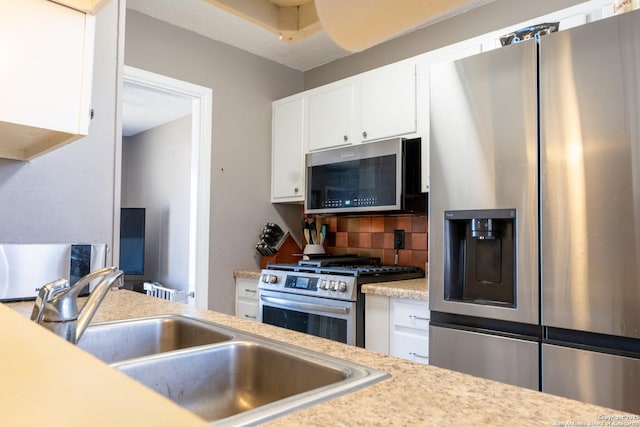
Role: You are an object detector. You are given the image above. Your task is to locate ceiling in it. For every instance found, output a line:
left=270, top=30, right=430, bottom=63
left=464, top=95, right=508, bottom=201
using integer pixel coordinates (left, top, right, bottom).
left=122, top=81, right=192, bottom=137
left=122, top=0, right=494, bottom=136
left=125, top=0, right=495, bottom=72
left=126, top=0, right=351, bottom=72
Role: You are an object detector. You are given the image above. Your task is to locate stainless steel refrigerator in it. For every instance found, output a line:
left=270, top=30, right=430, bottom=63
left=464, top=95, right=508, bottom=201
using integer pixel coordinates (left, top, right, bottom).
left=429, top=9, right=640, bottom=413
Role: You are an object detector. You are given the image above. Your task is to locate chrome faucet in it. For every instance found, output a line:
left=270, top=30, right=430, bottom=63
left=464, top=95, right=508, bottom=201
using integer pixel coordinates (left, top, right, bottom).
left=31, top=266, right=124, bottom=344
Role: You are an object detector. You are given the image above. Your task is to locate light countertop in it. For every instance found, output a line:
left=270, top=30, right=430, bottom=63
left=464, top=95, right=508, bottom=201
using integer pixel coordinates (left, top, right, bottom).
left=361, top=277, right=427, bottom=300
left=4, top=290, right=631, bottom=426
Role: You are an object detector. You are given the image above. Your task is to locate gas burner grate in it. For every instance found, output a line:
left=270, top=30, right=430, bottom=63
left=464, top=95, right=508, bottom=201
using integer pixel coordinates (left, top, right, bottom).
left=298, top=256, right=380, bottom=268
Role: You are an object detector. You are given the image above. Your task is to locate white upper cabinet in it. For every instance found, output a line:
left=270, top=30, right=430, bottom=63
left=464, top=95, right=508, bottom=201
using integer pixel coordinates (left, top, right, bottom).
left=307, top=83, right=354, bottom=151
left=0, top=0, right=96, bottom=161
left=48, top=0, right=110, bottom=14
left=418, top=42, right=483, bottom=192
left=358, top=63, right=417, bottom=143
left=271, top=96, right=305, bottom=202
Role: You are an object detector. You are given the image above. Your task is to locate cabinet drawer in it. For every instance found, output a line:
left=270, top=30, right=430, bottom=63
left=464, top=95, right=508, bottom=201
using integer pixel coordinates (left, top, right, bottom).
left=236, top=279, right=259, bottom=300
left=236, top=300, right=259, bottom=322
left=391, top=331, right=429, bottom=365
left=392, top=300, right=430, bottom=329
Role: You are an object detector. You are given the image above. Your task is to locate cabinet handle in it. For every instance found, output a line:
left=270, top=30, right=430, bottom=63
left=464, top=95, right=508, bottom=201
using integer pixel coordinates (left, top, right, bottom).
left=244, top=289, right=257, bottom=293
left=294, top=187, right=299, bottom=193
left=343, top=135, right=348, bottom=142
left=243, top=314, right=257, bottom=319
left=362, top=131, right=367, bottom=138
left=409, top=314, right=429, bottom=321
left=409, top=352, right=428, bottom=359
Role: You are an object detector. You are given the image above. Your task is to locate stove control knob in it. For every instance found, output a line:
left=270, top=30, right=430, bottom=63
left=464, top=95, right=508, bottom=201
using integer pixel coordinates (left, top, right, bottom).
left=329, top=280, right=337, bottom=291
left=338, top=281, right=347, bottom=292
left=262, top=274, right=278, bottom=284
left=319, top=280, right=328, bottom=290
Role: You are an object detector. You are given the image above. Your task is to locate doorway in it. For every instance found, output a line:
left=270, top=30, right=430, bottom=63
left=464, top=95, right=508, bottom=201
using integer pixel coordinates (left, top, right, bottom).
left=118, top=66, right=212, bottom=309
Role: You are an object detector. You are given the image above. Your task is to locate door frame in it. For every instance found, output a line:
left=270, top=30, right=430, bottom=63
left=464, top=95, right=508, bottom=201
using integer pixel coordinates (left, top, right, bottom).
left=118, top=65, right=212, bottom=309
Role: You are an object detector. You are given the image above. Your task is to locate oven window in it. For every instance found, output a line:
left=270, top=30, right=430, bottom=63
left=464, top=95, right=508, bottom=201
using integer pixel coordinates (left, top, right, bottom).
left=262, top=305, right=348, bottom=344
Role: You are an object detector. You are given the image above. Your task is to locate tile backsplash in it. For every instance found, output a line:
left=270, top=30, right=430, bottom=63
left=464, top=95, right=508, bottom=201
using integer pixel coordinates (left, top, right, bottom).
left=311, top=214, right=428, bottom=270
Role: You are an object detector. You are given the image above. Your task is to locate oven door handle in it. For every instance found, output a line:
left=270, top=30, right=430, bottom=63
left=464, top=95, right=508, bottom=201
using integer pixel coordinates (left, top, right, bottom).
left=260, top=295, right=350, bottom=315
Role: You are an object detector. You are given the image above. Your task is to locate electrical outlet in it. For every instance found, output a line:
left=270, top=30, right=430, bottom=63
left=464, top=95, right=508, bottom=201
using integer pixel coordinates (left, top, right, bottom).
left=394, top=229, right=405, bottom=249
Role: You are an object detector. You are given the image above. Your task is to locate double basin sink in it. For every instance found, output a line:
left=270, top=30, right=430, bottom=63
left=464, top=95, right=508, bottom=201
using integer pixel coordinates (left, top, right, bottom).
left=77, top=315, right=389, bottom=426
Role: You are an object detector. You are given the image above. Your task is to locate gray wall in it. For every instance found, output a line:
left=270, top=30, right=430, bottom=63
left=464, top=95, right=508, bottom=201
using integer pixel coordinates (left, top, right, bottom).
left=124, top=10, right=304, bottom=314
left=0, top=1, right=121, bottom=257
left=304, top=0, right=585, bottom=88
left=122, top=115, right=192, bottom=291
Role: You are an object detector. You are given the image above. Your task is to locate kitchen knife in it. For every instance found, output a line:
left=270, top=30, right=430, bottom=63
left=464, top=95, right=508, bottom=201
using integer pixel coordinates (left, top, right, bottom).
left=309, top=221, right=317, bottom=244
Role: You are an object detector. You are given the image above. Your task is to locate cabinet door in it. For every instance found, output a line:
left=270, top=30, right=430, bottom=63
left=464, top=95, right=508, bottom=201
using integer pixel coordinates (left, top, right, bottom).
left=308, top=84, right=354, bottom=151
left=271, top=97, right=305, bottom=201
left=421, top=42, right=482, bottom=192
left=0, top=0, right=94, bottom=160
left=390, top=299, right=430, bottom=365
left=364, top=294, right=390, bottom=353
left=235, top=277, right=259, bottom=322
left=391, top=330, right=429, bottom=365
left=359, top=64, right=417, bottom=142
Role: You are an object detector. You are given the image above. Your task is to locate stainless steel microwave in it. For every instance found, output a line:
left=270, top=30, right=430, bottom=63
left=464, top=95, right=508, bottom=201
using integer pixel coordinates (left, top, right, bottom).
left=305, top=137, right=426, bottom=214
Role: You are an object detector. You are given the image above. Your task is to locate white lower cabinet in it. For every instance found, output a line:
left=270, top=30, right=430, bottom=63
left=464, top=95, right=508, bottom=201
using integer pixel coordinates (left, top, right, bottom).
left=364, top=294, right=391, bottom=353
left=390, top=299, right=430, bottom=365
left=365, top=294, right=429, bottom=365
left=235, top=277, right=259, bottom=322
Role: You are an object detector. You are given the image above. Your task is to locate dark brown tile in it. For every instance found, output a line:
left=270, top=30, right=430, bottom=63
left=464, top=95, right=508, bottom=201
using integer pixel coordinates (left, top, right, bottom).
left=324, top=232, right=336, bottom=247
left=382, top=249, right=396, bottom=265
left=384, top=217, right=396, bottom=233
left=411, top=250, right=428, bottom=270
left=335, top=232, right=348, bottom=247
left=337, top=217, right=349, bottom=232
left=412, top=216, right=427, bottom=233
left=371, top=232, right=385, bottom=248
left=325, top=246, right=337, bottom=255
left=348, top=232, right=359, bottom=247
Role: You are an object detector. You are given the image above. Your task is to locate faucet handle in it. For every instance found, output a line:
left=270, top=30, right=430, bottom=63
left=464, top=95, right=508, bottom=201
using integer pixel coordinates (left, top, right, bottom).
left=30, top=278, right=70, bottom=323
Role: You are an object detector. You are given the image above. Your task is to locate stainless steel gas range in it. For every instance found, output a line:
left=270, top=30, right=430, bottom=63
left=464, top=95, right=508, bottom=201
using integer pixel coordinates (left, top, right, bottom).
left=259, top=256, right=424, bottom=347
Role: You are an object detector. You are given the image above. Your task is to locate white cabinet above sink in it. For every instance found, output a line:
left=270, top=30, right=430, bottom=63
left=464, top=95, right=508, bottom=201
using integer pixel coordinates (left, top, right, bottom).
left=0, top=0, right=96, bottom=161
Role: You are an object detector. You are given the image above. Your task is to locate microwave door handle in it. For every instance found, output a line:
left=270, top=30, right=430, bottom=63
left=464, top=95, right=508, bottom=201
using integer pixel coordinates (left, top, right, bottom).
left=260, top=295, right=350, bottom=315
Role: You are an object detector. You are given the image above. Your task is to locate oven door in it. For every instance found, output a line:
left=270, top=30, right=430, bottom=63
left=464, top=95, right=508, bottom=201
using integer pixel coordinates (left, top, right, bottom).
left=259, top=289, right=356, bottom=345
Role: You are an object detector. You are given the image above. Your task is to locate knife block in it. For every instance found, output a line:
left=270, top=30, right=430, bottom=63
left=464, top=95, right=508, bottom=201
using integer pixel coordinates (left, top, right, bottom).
left=260, top=233, right=302, bottom=268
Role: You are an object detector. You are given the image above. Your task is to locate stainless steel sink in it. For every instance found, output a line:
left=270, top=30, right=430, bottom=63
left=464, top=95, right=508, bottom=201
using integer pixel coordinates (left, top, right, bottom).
left=79, top=315, right=389, bottom=426
left=77, top=315, right=234, bottom=363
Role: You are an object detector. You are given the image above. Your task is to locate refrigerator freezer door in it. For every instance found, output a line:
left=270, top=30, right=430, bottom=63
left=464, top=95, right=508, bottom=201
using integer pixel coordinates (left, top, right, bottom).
left=429, top=325, right=539, bottom=390
left=540, top=10, right=640, bottom=338
left=543, top=344, right=640, bottom=414
left=429, top=39, right=539, bottom=324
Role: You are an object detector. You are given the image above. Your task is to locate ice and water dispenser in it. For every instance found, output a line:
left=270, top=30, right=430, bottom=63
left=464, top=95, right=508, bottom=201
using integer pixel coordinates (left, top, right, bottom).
left=443, top=209, right=516, bottom=307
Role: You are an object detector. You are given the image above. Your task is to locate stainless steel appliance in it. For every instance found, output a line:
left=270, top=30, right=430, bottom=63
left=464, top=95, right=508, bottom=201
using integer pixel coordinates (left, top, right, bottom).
left=305, top=137, right=426, bottom=214
left=259, top=256, right=424, bottom=347
left=539, top=9, right=640, bottom=412
left=0, top=243, right=108, bottom=301
left=429, top=38, right=540, bottom=391
left=429, top=9, right=640, bottom=413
